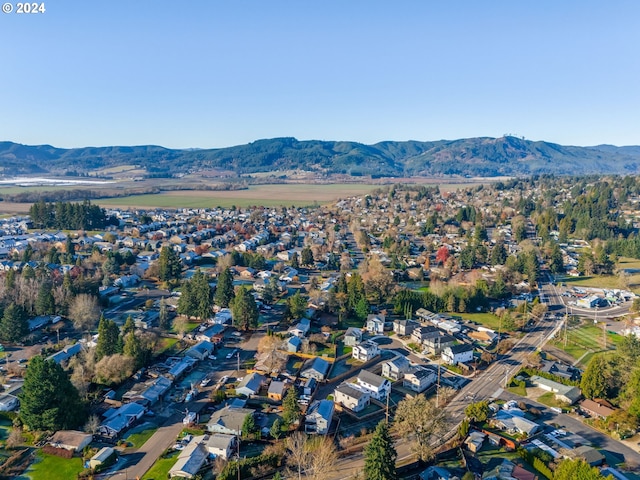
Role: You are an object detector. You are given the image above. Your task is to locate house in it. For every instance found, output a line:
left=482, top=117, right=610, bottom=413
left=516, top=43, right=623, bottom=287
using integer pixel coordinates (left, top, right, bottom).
left=169, top=440, right=209, bottom=478
left=288, top=318, right=311, bottom=338
left=540, top=360, right=581, bottom=382
left=286, top=336, right=302, bottom=353
left=464, top=431, right=486, bottom=453
left=571, top=445, right=605, bottom=466
left=99, top=402, right=146, bottom=437
left=123, top=375, right=173, bottom=406
left=423, top=333, right=456, bottom=355
left=300, top=357, right=331, bottom=381
left=403, top=367, right=437, bottom=393
left=352, top=340, right=379, bottom=362
left=442, top=344, right=474, bottom=365
left=467, top=329, right=499, bottom=344
left=366, top=314, right=385, bottom=334
left=89, top=447, right=115, bottom=470
left=334, top=383, right=370, bottom=412
left=343, top=327, right=363, bottom=347
left=382, top=356, right=410, bottom=381
left=267, top=380, right=287, bottom=401
left=529, top=375, right=581, bottom=405
left=492, top=410, right=540, bottom=437
left=196, top=324, right=225, bottom=343
left=213, top=308, right=233, bottom=325
left=579, top=399, right=615, bottom=419
left=236, top=373, right=266, bottom=397
left=207, top=407, right=255, bottom=436
left=419, top=466, right=457, bottom=480
left=0, top=394, right=19, bottom=412
left=356, top=370, right=391, bottom=401
left=411, top=325, right=440, bottom=345
left=393, top=319, right=420, bottom=336
left=185, top=341, right=214, bottom=361
left=48, top=430, right=93, bottom=452
left=305, top=399, right=334, bottom=435
left=203, top=433, right=237, bottom=459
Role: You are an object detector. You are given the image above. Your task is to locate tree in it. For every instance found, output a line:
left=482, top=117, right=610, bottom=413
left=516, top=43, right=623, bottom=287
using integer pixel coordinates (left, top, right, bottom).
left=305, top=436, right=338, bottom=480
left=19, top=356, right=85, bottom=431
left=464, top=401, right=490, bottom=423
left=35, top=280, right=56, bottom=316
left=178, top=270, right=213, bottom=320
left=285, top=290, right=307, bottom=322
left=364, top=421, right=398, bottom=480
left=581, top=355, right=608, bottom=399
left=123, top=332, right=144, bottom=369
left=95, top=316, right=122, bottom=360
left=286, top=431, right=309, bottom=480
left=159, top=297, right=170, bottom=331
left=158, top=246, right=182, bottom=282
left=214, top=267, right=235, bottom=307
left=69, top=293, right=100, bottom=333
left=0, top=303, right=28, bottom=342
left=435, top=245, right=450, bottom=265
left=94, top=353, right=135, bottom=385
left=84, top=414, right=101, bottom=435
left=301, top=246, right=314, bottom=267
left=230, top=286, right=259, bottom=331
left=6, top=427, right=23, bottom=449
left=282, top=387, right=301, bottom=427
left=291, top=252, right=300, bottom=269
left=241, top=413, right=258, bottom=440
left=393, top=395, right=446, bottom=461
left=270, top=417, right=283, bottom=439
left=553, top=458, right=610, bottom=480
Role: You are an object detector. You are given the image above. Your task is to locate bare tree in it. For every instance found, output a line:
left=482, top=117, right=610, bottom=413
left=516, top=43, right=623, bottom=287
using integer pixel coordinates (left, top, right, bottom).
left=69, top=293, right=100, bottom=333
left=6, top=427, right=23, bottom=449
left=84, top=414, right=101, bottom=434
left=393, top=395, right=447, bottom=462
left=306, top=436, right=338, bottom=480
left=94, top=354, right=135, bottom=385
left=286, top=431, right=310, bottom=480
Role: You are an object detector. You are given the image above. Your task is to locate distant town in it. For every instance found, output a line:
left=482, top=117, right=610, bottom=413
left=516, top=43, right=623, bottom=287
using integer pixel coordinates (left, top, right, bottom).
left=2, top=175, right=640, bottom=480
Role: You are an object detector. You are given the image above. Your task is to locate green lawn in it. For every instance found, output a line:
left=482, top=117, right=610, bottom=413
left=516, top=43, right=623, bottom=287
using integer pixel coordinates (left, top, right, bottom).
left=508, top=384, right=527, bottom=397
left=27, top=452, right=85, bottom=480
left=535, top=392, right=569, bottom=411
left=562, top=275, right=623, bottom=289
left=141, top=450, right=180, bottom=480
left=458, top=312, right=504, bottom=331
left=123, top=424, right=158, bottom=449
left=551, top=322, right=622, bottom=362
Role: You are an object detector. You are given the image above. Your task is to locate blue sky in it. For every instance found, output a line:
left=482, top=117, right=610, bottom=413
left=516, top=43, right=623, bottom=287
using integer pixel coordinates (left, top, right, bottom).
left=1, top=1, right=639, bottom=149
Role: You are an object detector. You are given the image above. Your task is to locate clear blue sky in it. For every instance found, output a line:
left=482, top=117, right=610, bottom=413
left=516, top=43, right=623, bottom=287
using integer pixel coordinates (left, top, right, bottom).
left=1, top=0, right=639, bottom=149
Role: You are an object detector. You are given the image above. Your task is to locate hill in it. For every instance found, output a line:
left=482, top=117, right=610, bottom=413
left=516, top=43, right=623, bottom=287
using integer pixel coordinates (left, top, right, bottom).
left=1, top=136, right=639, bottom=178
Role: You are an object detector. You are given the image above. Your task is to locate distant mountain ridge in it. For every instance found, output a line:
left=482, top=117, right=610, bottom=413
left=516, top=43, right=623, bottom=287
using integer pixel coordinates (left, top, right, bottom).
left=1, top=136, right=639, bottom=177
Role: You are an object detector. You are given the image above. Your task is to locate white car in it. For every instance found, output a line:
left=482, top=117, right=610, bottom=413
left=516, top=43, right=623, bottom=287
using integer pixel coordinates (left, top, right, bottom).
left=200, top=378, right=211, bottom=387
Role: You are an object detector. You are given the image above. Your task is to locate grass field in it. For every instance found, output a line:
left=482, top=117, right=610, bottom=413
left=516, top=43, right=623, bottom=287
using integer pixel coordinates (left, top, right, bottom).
left=551, top=321, right=622, bottom=364
left=458, top=312, right=504, bottom=331
left=141, top=450, right=180, bottom=480
left=562, top=275, right=623, bottom=289
left=26, top=452, right=84, bottom=480
left=98, top=183, right=378, bottom=209
left=123, top=424, right=158, bottom=449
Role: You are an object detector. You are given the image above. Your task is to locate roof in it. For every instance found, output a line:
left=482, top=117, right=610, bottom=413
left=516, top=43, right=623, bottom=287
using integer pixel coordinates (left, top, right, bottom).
left=573, top=445, right=605, bottom=465
left=207, top=406, right=254, bottom=431
left=357, top=370, right=387, bottom=388
left=267, top=380, right=286, bottom=396
left=302, top=357, right=330, bottom=377
left=530, top=375, right=581, bottom=402
left=335, top=383, right=368, bottom=400
left=345, top=327, right=362, bottom=337
left=91, top=446, right=115, bottom=463
left=203, top=433, right=236, bottom=451
left=49, top=430, right=92, bottom=449
left=307, top=399, right=335, bottom=421
left=580, top=399, right=615, bottom=417
left=169, top=441, right=208, bottom=477
left=237, top=373, right=265, bottom=394
left=448, top=343, right=473, bottom=354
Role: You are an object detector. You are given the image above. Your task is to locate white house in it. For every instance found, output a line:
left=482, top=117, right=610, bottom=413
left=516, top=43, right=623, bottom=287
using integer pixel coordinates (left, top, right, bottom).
left=382, top=356, right=410, bottom=381
left=203, top=433, right=237, bottom=459
left=403, top=367, right=437, bottom=393
left=344, top=327, right=363, bottom=347
left=207, top=407, right=254, bottom=436
left=442, top=344, right=474, bottom=365
left=288, top=318, right=311, bottom=338
left=366, top=314, right=385, bottom=335
left=356, top=370, right=391, bottom=401
left=352, top=340, right=379, bottom=362
left=304, top=400, right=334, bottom=435
left=334, top=383, right=370, bottom=412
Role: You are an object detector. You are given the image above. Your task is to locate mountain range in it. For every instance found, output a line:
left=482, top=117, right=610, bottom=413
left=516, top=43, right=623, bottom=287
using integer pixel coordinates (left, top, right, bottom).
left=1, top=136, right=639, bottom=178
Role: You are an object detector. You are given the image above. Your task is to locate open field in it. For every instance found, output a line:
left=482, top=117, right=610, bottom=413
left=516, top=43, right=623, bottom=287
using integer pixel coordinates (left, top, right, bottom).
left=141, top=450, right=180, bottom=480
left=551, top=322, right=622, bottom=364
left=25, top=452, right=84, bottom=480
left=98, top=183, right=379, bottom=209
left=458, top=312, right=503, bottom=331
left=562, top=275, right=624, bottom=289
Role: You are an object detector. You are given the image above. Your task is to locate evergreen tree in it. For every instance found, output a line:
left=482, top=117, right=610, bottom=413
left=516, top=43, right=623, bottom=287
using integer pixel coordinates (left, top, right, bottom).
left=355, top=297, right=370, bottom=321
left=5, top=269, right=15, bottom=290
left=581, top=355, right=608, bottom=399
left=214, top=267, right=235, bottom=308
left=0, top=303, right=28, bottom=342
left=19, top=356, right=85, bottom=431
left=290, top=252, right=300, bottom=269
left=241, top=413, right=258, bottom=439
left=285, top=290, right=307, bottom=322
left=123, top=332, right=143, bottom=369
left=301, top=246, right=314, bottom=267
left=35, top=280, right=56, bottom=316
left=122, top=316, right=136, bottom=336
left=282, top=387, right=301, bottom=427
left=364, top=421, right=398, bottom=480
left=230, top=286, right=259, bottom=331
left=95, top=316, right=122, bottom=360
left=270, top=417, right=283, bottom=439
left=158, top=246, right=182, bottom=282
left=159, top=297, right=170, bottom=331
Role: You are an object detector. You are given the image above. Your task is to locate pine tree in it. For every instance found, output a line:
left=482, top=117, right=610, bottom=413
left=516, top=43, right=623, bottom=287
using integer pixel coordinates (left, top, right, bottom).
left=301, top=246, right=314, bottom=267
left=282, top=387, right=301, bottom=427
left=158, top=246, right=182, bottom=282
left=0, top=303, right=28, bottom=343
left=19, top=356, right=85, bottom=431
left=581, top=355, right=608, bottom=399
left=230, top=286, right=259, bottom=331
left=96, top=316, right=122, bottom=360
left=214, top=267, right=235, bottom=308
left=124, top=332, right=143, bottom=369
left=364, top=421, right=398, bottom=480
left=36, top=280, right=56, bottom=316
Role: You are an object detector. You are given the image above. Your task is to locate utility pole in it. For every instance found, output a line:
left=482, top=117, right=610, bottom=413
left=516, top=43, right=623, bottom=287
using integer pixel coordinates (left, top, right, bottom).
left=385, top=389, right=390, bottom=424
left=564, top=311, right=568, bottom=348
left=504, top=367, right=509, bottom=388
left=436, top=363, right=442, bottom=407
left=237, top=351, right=240, bottom=373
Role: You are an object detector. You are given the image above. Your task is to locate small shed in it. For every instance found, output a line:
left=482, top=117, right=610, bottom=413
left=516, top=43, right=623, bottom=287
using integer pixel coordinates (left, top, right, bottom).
left=89, top=447, right=115, bottom=469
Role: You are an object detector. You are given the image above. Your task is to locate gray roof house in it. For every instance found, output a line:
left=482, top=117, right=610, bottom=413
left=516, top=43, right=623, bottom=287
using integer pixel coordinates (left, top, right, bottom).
left=356, top=370, right=391, bottom=401
left=305, top=399, right=335, bottom=435
left=287, top=335, right=302, bottom=353
left=529, top=375, right=581, bottom=404
left=300, top=357, right=330, bottom=381
left=344, top=327, right=363, bottom=347
left=169, top=440, right=209, bottom=479
left=99, top=402, right=146, bottom=437
left=334, top=383, right=370, bottom=413
left=185, top=341, right=214, bottom=361
left=382, top=356, right=410, bottom=381
left=236, top=373, right=266, bottom=397
left=207, top=407, right=254, bottom=436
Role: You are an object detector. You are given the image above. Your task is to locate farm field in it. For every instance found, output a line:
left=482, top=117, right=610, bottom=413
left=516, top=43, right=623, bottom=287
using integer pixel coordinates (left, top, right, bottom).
left=98, top=183, right=378, bottom=209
